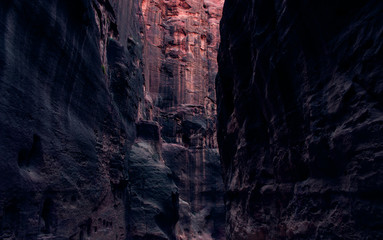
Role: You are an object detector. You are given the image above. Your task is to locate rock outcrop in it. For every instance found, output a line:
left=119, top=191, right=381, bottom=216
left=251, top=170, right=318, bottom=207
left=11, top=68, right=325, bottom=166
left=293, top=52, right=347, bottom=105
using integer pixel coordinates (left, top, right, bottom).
left=0, top=0, right=144, bottom=239
left=216, top=0, right=383, bottom=239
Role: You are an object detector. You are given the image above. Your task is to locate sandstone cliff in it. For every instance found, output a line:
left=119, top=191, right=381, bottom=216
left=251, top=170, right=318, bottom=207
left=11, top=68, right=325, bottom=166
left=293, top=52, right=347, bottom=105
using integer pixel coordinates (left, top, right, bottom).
left=217, top=0, right=383, bottom=239
left=138, top=0, right=226, bottom=239
left=0, top=0, right=144, bottom=239
left=0, top=0, right=225, bottom=240
left=142, top=0, right=223, bottom=113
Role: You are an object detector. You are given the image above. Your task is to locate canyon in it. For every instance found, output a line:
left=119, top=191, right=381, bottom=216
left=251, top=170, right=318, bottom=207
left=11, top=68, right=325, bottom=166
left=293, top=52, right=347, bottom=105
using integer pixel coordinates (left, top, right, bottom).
left=1, top=0, right=382, bottom=240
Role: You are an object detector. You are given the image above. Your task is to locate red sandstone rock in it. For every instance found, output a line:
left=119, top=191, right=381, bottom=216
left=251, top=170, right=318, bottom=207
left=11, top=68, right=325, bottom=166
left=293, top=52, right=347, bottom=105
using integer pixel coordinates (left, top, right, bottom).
left=141, top=0, right=223, bottom=114
left=139, top=0, right=226, bottom=239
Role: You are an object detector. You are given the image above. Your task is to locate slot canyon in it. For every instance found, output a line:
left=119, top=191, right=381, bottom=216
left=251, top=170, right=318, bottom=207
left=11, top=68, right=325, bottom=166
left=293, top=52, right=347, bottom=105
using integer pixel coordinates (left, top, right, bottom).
left=0, top=0, right=382, bottom=240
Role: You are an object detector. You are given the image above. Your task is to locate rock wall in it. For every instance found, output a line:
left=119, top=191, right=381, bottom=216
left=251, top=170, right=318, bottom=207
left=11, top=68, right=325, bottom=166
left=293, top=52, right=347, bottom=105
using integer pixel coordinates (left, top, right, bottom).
left=142, top=0, right=223, bottom=112
left=127, top=120, right=179, bottom=240
left=216, top=0, right=383, bottom=239
left=0, top=0, right=225, bottom=239
left=0, top=0, right=144, bottom=239
left=139, top=0, right=226, bottom=239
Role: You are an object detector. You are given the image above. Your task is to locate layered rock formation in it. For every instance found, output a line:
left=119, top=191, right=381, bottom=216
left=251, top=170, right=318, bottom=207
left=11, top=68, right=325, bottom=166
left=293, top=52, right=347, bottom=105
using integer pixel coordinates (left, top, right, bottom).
left=142, top=0, right=223, bottom=112
left=0, top=0, right=144, bottom=239
left=138, top=0, right=226, bottom=239
left=216, top=0, right=383, bottom=239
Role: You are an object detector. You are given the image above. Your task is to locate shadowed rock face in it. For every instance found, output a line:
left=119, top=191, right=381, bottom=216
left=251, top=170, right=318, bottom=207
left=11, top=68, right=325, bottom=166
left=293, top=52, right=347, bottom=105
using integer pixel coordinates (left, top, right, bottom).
left=0, top=0, right=224, bottom=239
left=127, top=121, right=179, bottom=240
left=216, top=0, right=383, bottom=239
left=0, top=0, right=144, bottom=239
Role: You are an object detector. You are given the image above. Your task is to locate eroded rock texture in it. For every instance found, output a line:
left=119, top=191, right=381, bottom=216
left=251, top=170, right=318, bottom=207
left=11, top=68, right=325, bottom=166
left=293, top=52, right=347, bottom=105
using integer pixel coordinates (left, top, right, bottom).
left=127, top=121, right=179, bottom=240
left=217, top=0, right=383, bottom=239
left=0, top=0, right=144, bottom=239
left=140, top=0, right=226, bottom=239
left=142, top=0, right=223, bottom=112
left=0, top=0, right=225, bottom=239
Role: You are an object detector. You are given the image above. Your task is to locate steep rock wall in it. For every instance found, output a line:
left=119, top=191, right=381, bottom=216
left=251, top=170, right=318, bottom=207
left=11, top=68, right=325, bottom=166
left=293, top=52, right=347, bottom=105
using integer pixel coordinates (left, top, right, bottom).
left=142, top=0, right=223, bottom=112
left=0, top=0, right=144, bottom=239
left=0, top=0, right=225, bottom=239
left=140, top=0, right=226, bottom=239
left=126, top=120, right=179, bottom=240
left=217, top=0, right=383, bottom=239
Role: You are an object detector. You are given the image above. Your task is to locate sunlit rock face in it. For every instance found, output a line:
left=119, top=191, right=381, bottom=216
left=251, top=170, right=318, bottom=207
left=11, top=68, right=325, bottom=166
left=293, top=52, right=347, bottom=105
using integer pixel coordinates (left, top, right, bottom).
left=142, top=0, right=223, bottom=114
left=0, top=0, right=144, bottom=239
left=140, top=0, right=226, bottom=239
left=217, top=1, right=383, bottom=239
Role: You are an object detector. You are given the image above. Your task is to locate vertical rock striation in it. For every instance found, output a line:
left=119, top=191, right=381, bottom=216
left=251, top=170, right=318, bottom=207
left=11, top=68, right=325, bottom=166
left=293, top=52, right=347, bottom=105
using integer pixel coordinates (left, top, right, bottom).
left=0, top=0, right=225, bottom=239
left=216, top=0, right=383, bottom=239
left=139, top=0, right=226, bottom=239
left=142, top=0, right=223, bottom=112
left=0, top=0, right=144, bottom=239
